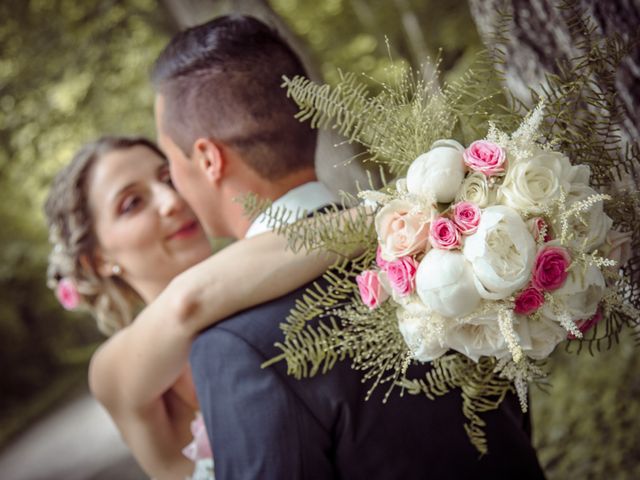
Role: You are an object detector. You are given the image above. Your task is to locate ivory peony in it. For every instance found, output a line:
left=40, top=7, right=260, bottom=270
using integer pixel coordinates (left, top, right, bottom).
left=396, top=296, right=448, bottom=362
left=516, top=315, right=567, bottom=360
left=542, top=263, right=606, bottom=322
left=445, top=312, right=511, bottom=362
left=463, top=206, right=536, bottom=300
left=558, top=183, right=613, bottom=252
left=415, top=249, right=481, bottom=318
left=406, top=139, right=466, bottom=203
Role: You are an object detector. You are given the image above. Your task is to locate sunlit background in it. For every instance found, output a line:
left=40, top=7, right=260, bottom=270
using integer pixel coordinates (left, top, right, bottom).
left=0, top=1, right=638, bottom=479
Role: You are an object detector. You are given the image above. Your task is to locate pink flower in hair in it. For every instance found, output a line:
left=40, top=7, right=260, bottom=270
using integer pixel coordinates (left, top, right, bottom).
left=56, top=278, right=80, bottom=310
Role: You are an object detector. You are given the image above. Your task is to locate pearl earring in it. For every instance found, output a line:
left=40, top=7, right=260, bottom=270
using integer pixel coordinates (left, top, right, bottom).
left=112, top=264, right=122, bottom=275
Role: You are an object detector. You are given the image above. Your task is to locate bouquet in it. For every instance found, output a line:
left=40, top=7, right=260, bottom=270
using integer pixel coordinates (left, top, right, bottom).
left=252, top=10, right=640, bottom=453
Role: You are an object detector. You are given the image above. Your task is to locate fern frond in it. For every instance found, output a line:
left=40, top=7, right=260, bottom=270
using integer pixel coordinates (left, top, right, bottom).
left=399, top=354, right=514, bottom=455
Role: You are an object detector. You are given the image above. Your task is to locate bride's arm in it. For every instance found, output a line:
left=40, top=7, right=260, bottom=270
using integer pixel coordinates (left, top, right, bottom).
left=89, top=209, right=365, bottom=476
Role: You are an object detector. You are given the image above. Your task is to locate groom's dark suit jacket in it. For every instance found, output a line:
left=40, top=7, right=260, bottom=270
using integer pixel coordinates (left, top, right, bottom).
left=190, top=274, right=546, bottom=479
left=191, top=280, right=543, bottom=480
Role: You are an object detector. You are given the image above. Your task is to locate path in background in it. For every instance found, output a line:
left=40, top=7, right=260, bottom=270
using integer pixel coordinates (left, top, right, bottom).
left=0, top=391, right=146, bottom=480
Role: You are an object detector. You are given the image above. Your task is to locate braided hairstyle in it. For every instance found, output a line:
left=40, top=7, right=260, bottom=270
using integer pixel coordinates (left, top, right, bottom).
left=45, top=136, right=165, bottom=336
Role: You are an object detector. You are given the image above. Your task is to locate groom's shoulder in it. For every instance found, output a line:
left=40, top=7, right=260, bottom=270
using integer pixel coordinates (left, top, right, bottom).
left=194, top=277, right=320, bottom=358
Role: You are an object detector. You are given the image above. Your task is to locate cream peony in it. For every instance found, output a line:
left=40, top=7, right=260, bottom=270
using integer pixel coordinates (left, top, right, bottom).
left=445, top=312, right=510, bottom=362
left=406, top=139, right=466, bottom=203
left=415, top=249, right=481, bottom=318
left=542, top=263, right=606, bottom=322
left=498, top=150, right=574, bottom=214
left=375, top=199, right=430, bottom=261
left=558, top=183, right=613, bottom=252
left=463, top=206, right=536, bottom=300
left=516, top=315, right=566, bottom=360
left=396, top=296, right=448, bottom=362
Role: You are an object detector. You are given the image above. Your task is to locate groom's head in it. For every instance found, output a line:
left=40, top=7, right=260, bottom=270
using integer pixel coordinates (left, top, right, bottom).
left=152, top=15, right=317, bottom=238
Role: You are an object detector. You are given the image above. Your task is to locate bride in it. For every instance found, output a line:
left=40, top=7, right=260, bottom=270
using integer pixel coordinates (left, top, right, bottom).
left=45, top=136, right=346, bottom=479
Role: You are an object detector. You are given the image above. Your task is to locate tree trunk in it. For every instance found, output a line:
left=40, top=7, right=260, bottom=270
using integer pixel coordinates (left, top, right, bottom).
left=468, top=0, right=640, bottom=143
left=160, top=0, right=369, bottom=197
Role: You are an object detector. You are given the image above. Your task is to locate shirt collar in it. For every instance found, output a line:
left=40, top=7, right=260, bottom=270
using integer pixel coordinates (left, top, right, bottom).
left=244, top=181, right=339, bottom=238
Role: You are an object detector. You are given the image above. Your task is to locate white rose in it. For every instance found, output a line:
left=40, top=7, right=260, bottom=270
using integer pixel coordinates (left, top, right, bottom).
left=415, top=249, right=481, bottom=318
left=396, top=296, right=448, bottom=362
left=556, top=183, right=613, bottom=252
left=455, top=172, right=494, bottom=207
left=445, top=312, right=510, bottom=362
left=515, top=315, right=566, bottom=360
left=406, top=139, right=465, bottom=203
left=463, top=206, right=536, bottom=300
left=542, top=263, right=606, bottom=322
left=498, top=151, right=574, bottom=214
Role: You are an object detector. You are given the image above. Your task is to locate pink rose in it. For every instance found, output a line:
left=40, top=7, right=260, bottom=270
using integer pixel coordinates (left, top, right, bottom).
left=514, top=286, right=545, bottom=315
left=429, top=217, right=461, bottom=250
left=182, top=413, right=213, bottom=461
left=356, top=270, right=389, bottom=309
left=375, top=200, right=430, bottom=261
left=602, top=229, right=632, bottom=267
left=568, top=309, right=603, bottom=340
left=531, top=246, right=571, bottom=291
left=452, top=201, right=481, bottom=235
left=527, top=217, right=553, bottom=243
left=376, top=245, right=390, bottom=270
left=463, top=140, right=507, bottom=176
left=386, top=256, right=418, bottom=296
left=56, top=278, right=80, bottom=310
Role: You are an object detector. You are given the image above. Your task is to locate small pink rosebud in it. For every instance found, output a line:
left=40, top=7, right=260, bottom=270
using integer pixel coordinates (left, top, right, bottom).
left=452, top=201, right=481, bottom=235
left=514, top=286, right=545, bottom=315
left=463, top=140, right=507, bottom=176
left=356, top=270, right=389, bottom=309
left=429, top=217, right=461, bottom=250
left=55, top=278, right=80, bottom=310
left=386, top=256, right=418, bottom=297
left=531, top=246, right=571, bottom=291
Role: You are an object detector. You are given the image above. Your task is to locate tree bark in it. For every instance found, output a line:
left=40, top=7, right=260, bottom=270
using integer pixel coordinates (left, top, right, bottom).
left=160, top=0, right=369, bottom=196
left=468, top=0, right=640, bottom=143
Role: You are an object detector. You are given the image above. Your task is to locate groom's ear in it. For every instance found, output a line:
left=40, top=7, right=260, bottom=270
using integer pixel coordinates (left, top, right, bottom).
left=192, top=138, right=224, bottom=185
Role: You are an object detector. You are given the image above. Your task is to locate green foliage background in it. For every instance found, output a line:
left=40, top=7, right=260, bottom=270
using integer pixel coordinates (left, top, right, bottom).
left=0, top=0, right=637, bottom=478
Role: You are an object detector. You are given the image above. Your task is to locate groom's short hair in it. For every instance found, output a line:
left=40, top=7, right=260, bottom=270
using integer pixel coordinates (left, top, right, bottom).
left=151, top=15, right=317, bottom=180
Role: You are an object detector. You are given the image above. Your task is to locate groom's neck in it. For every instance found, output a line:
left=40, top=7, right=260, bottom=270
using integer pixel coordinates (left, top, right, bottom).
left=226, top=168, right=317, bottom=239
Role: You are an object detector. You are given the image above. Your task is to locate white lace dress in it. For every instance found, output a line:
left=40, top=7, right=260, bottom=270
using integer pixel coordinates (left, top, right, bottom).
left=182, top=413, right=214, bottom=480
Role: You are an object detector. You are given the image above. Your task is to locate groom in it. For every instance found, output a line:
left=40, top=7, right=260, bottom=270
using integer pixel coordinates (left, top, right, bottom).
left=152, top=15, right=545, bottom=479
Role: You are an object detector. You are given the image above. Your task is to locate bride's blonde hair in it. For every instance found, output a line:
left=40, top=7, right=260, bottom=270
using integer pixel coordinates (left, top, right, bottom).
left=45, top=136, right=164, bottom=336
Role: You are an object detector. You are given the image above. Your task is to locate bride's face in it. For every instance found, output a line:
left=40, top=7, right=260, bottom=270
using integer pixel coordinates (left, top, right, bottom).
left=88, top=145, right=211, bottom=298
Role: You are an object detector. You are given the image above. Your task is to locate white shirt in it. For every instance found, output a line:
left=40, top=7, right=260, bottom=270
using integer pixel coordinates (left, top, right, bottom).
left=244, top=181, right=339, bottom=239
